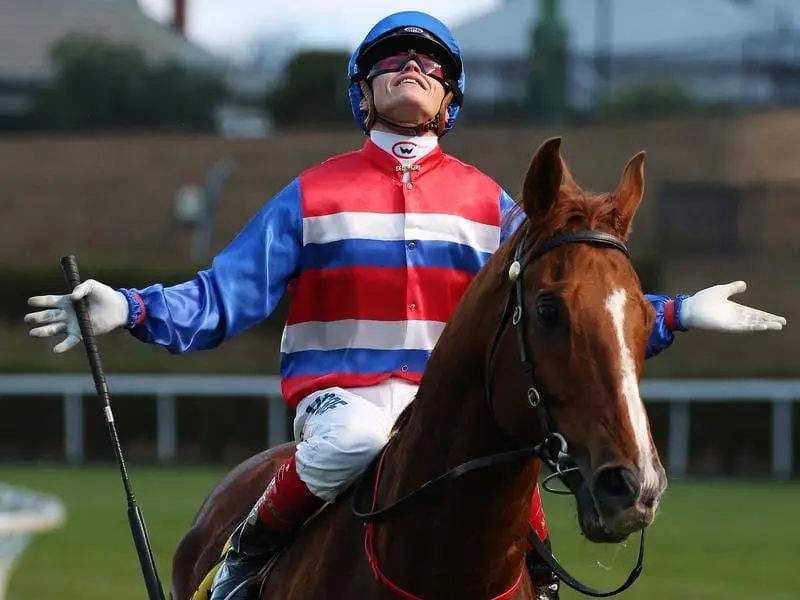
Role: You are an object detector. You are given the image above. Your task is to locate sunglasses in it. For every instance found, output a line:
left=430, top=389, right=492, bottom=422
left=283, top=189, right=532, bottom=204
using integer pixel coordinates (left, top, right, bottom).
left=366, top=50, right=447, bottom=82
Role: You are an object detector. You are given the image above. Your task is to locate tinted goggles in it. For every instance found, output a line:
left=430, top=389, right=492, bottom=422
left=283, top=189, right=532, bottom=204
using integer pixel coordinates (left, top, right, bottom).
left=366, top=50, right=447, bottom=82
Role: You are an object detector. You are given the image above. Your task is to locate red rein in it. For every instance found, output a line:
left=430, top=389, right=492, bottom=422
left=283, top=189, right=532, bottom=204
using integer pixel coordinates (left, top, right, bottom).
left=363, top=446, right=524, bottom=599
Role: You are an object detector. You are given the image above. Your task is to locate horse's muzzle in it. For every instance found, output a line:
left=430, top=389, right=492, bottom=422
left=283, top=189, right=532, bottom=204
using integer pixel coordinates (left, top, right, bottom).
left=568, top=461, right=665, bottom=543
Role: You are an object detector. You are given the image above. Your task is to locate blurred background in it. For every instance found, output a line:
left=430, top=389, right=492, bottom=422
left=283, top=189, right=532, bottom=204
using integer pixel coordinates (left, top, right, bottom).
left=1, top=0, right=799, bottom=598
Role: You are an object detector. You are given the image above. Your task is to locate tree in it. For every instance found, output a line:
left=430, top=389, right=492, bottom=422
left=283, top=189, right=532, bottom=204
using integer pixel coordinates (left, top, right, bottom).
left=595, top=81, right=702, bottom=120
left=33, top=33, right=226, bottom=131
left=526, top=0, right=570, bottom=124
left=264, top=49, right=353, bottom=127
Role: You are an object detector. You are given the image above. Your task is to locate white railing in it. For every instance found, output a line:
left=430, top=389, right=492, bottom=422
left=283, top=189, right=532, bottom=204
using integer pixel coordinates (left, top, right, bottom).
left=0, top=375, right=795, bottom=479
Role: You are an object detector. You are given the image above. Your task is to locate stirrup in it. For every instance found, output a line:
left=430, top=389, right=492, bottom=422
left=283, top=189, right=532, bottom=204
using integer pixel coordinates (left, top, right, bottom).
left=219, top=575, right=260, bottom=600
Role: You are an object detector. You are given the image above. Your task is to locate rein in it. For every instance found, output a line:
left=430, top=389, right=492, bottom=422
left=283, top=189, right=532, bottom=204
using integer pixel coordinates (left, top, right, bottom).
left=351, top=227, right=646, bottom=599
left=361, top=438, right=524, bottom=600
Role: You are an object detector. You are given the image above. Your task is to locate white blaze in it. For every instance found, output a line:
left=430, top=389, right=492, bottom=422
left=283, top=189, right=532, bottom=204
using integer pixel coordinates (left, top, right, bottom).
left=604, top=288, right=660, bottom=494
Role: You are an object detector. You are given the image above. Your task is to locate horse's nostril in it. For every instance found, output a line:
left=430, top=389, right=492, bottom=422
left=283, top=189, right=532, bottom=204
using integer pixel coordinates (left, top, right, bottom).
left=592, top=466, right=640, bottom=509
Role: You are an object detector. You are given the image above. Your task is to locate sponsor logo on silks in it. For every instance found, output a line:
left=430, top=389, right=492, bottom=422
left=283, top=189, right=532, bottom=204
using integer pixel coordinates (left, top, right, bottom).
left=305, top=392, right=348, bottom=415
left=392, top=140, right=417, bottom=159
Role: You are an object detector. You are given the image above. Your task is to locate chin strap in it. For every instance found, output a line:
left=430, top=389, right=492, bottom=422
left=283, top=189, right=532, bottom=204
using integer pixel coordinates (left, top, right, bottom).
left=359, top=80, right=454, bottom=136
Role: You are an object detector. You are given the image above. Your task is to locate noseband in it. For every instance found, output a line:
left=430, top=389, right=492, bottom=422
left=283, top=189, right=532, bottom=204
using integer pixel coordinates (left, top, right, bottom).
left=353, top=227, right=645, bottom=598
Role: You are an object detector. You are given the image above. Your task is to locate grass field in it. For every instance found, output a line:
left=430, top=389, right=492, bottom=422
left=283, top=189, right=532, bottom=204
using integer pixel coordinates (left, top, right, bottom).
left=1, top=467, right=798, bottom=600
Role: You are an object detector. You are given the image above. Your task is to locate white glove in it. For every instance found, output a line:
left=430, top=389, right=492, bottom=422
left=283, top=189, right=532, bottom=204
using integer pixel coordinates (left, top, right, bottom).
left=24, top=279, right=130, bottom=353
left=679, top=280, right=786, bottom=332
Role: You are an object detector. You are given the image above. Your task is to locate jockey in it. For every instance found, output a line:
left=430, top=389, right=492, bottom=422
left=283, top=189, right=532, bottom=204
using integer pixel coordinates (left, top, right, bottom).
left=25, top=11, right=786, bottom=600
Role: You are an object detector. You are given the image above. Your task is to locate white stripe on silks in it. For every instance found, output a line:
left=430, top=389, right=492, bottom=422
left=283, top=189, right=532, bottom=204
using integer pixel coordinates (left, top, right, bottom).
left=302, top=211, right=500, bottom=254
left=303, top=212, right=403, bottom=245
left=280, top=319, right=446, bottom=353
left=405, top=212, right=500, bottom=254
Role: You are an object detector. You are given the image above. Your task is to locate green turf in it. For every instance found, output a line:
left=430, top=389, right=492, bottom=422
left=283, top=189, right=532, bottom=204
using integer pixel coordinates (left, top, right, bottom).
left=1, top=467, right=798, bottom=599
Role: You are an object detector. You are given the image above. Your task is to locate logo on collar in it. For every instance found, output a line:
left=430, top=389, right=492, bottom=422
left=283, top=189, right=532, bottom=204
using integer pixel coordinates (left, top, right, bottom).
left=392, top=141, right=418, bottom=159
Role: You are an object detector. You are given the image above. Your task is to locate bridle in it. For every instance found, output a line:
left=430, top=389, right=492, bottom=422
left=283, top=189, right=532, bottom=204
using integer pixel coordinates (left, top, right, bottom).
left=352, top=226, right=646, bottom=598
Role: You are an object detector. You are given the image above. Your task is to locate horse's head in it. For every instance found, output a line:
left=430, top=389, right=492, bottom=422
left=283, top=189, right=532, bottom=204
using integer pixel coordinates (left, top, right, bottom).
left=492, top=137, right=667, bottom=544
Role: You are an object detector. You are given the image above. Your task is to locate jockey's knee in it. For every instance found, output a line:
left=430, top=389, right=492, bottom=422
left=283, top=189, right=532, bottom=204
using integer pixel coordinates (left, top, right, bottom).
left=295, top=412, right=392, bottom=502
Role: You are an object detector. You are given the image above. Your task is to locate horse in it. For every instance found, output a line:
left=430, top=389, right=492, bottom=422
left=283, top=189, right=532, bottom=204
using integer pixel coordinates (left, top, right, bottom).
left=171, top=136, right=668, bottom=600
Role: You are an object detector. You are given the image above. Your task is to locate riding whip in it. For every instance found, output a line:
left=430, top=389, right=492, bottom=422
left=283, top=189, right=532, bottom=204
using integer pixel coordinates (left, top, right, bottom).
left=60, top=255, right=166, bottom=600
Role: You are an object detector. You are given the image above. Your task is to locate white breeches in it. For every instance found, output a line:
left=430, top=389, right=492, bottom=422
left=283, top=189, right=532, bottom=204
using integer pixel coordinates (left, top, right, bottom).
left=292, top=378, right=418, bottom=502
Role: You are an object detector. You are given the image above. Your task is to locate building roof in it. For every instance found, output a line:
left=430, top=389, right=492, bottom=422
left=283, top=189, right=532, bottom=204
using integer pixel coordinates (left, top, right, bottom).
left=0, top=0, right=227, bottom=79
left=452, top=0, right=800, bottom=59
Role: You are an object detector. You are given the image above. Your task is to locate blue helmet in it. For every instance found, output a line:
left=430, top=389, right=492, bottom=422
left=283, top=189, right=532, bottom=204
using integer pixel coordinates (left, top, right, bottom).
left=347, top=11, right=465, bottom=136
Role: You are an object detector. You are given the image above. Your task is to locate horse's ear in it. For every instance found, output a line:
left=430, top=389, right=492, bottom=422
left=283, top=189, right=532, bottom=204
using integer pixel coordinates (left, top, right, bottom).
left=521, top=136, right=565, bottom=224
left=614, top=150, right=646, bottom=238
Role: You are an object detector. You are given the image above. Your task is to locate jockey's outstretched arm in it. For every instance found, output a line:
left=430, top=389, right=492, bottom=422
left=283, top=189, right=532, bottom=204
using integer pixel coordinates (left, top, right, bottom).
left=122, top=179, right=302, bottom=353
left=25, top=178, right=303, bottom=354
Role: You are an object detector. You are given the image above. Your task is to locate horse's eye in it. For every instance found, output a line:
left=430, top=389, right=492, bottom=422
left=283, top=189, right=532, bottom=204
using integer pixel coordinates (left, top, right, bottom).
left=536, top=302, right=560, bottom=327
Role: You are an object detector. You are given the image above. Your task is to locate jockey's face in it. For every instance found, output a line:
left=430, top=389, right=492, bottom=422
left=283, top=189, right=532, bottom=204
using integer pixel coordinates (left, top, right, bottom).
left=369, top=53, right=446, bottom=131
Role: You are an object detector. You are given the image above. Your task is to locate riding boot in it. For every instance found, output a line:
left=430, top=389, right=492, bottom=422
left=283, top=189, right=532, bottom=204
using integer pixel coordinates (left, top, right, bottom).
left=209, top=456, right=325, bottom=600
left=526, top=484, right=560, bottom=600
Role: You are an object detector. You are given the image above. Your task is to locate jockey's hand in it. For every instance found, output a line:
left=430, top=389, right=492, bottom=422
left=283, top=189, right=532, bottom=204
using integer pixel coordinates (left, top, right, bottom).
left=24, top=279, right=129, bottom=353
left=679, top=281, right=786, bottom=332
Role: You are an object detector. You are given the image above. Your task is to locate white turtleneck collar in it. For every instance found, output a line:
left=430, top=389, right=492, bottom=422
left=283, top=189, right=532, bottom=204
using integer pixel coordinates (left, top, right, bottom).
left=369, top=130, right=439, bottom=180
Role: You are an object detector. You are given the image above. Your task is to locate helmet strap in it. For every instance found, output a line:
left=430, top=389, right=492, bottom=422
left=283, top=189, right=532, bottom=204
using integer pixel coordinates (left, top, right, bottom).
left=360, top=80, right=454, bottom=137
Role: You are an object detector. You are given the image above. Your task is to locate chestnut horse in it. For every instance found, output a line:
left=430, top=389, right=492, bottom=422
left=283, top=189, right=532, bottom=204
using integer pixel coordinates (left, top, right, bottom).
left=171, top=137, right=668, bottom=600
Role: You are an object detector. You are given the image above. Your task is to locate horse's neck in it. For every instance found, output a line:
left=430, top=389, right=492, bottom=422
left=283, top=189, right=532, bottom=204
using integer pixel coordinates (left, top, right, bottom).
left=373, top=317, right=538, bottom=596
